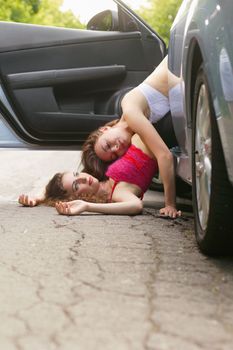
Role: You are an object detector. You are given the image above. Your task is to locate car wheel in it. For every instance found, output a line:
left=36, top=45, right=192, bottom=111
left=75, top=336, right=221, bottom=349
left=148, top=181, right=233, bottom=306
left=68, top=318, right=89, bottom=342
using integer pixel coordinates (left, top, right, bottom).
left=192, top=66, right=233, bottom=255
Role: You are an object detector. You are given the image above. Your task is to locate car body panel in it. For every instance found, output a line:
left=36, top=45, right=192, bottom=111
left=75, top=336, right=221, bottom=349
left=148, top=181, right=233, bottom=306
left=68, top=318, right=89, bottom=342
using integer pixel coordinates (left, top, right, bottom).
left=168, top=0, right=233, bottom=186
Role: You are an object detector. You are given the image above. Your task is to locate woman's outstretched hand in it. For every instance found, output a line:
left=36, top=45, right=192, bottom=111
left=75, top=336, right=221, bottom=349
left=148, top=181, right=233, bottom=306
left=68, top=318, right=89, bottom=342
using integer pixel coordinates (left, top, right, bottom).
left=18, top=194, right=39, bottom=207
left=55, top=200, right=88, bottom=216
left=159, top=206, right=181, bottom=219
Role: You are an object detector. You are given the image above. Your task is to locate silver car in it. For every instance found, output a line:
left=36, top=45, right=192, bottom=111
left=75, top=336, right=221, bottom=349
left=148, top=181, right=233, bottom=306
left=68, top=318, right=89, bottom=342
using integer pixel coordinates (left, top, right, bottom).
left=168, top=0, right=233, bottom=255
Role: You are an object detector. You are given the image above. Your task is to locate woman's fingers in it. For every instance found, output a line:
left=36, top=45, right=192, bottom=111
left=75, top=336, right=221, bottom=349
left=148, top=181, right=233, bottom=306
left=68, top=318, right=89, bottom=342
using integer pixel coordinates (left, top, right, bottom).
left=55, top=201, right=71, bottom=215
left=55, top=202, right=63, bottom=213
left=55, top=200, right=84, bottom=216
left=177, top=210, right=182, bottom=217
left=18, top=194, right=26, bottom=204
left=18, top=194, right=37, bottom=207
left=159, top=206, right=182, bottom=219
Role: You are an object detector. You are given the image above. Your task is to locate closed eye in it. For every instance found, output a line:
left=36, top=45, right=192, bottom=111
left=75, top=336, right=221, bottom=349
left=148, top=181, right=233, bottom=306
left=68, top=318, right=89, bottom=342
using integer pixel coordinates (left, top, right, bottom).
left=72, top=180, right=79, bottom=192
left=103, top=142, right=111, bottom=153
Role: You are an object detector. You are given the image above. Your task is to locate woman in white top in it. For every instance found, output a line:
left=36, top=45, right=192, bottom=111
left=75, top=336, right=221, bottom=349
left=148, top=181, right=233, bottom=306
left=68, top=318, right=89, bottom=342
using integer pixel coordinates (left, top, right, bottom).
left=81, top=56, right=180, bottom=218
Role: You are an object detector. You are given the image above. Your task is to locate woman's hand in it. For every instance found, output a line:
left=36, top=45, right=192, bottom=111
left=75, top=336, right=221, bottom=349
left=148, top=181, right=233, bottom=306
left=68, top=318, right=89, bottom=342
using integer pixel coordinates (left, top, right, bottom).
left=159, top=206, right=181, bottom=219
left=18, top=194, right=39, bottom=207
left=55, top=200, right=88, bottom=216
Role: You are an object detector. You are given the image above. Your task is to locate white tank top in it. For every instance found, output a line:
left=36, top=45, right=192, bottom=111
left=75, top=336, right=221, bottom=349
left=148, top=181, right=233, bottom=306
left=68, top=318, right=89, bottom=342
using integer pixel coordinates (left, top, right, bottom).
left=137, top=82, right=170, bottom=123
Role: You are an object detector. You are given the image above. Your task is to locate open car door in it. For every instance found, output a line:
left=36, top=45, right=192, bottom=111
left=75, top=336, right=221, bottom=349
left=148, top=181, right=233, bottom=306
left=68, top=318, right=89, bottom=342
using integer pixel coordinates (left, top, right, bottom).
left=0, top=0, right=166, bottom=148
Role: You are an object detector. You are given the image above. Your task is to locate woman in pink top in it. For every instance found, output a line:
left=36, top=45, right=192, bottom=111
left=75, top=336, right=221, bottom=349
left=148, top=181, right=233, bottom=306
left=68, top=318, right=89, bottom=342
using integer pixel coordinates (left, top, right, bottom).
left=56, top=135, right=158, bottom=215
left=18, top=134, right=181, bottom=217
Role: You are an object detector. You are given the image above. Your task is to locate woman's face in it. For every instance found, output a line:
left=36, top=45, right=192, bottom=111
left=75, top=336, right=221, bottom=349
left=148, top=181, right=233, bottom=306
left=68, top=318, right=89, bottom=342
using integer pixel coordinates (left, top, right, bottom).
left=62, top=172, right=100, bottom=198
left=94, top=126, right=131, bottom=162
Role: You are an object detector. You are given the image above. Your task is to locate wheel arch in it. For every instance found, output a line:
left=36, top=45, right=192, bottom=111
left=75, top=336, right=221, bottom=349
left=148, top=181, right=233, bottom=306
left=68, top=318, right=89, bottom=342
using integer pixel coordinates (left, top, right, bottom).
left=184, top=39, right=203, bottom=129
left=185, top=38, right=233, bottom=188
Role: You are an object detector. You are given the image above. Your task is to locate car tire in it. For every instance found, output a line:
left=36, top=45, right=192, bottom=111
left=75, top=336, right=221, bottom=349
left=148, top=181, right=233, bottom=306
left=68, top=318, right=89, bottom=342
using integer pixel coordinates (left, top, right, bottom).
left=192, top=65, right=233, bottom=255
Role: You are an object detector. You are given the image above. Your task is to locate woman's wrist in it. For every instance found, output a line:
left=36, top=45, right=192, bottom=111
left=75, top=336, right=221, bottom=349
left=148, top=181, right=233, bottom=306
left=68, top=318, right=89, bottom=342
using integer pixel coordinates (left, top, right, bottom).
left=165, top=203, right=176, bottom=209
left=85, top=202, right=91, bottom=212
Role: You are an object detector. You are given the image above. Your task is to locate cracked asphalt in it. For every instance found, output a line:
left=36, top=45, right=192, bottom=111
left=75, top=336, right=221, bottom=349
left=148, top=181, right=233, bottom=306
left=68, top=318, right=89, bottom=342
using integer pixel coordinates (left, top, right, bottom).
left=0, top=151, right=233, bottom=350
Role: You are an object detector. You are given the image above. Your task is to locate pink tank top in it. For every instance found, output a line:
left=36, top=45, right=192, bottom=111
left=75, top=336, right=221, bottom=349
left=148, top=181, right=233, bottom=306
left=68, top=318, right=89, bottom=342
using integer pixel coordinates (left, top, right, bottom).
left=106, top=144, right=158, bottom=199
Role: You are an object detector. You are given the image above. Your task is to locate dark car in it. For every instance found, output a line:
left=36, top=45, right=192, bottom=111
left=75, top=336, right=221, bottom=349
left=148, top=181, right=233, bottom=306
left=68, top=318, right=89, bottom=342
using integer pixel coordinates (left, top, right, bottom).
left=168, top=0, right=233, bottom=254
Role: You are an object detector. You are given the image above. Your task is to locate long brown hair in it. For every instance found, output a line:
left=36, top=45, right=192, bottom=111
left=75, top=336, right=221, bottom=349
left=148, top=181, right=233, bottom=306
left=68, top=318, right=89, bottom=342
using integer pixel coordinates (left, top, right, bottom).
left=42, top=172, right=71, bottom=206
left=40, top=172, right=109, bottom=206
left=81, top=119, right=119, bottom=180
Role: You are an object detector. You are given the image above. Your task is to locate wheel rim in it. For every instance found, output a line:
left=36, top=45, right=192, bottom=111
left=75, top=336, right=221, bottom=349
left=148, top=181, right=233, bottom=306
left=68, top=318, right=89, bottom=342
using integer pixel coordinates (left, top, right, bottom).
left=195, top=84, right=212, bottom=231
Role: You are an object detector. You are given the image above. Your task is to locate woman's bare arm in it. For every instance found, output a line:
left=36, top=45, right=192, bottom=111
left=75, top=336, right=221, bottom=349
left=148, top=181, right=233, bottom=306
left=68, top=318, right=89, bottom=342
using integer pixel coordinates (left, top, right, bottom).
left=120, top=56, right=180, bottom=217
left=56, top=199, right=142, bottom=216
left=121, top=89, right=178, bottom=218
left=55, top=184, right=143, bottom=216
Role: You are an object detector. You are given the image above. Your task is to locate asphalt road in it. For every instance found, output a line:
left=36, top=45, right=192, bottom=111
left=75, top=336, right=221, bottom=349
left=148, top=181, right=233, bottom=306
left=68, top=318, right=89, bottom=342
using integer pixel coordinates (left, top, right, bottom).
left=0, top=150, right=233, bottom=350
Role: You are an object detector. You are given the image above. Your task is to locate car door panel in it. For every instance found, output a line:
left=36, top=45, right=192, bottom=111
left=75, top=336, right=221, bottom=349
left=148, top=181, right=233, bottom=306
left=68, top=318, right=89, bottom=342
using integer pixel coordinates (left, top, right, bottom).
left=6, top=65, right=127, bottom=140
left=0, top=14, right=164, bottom=146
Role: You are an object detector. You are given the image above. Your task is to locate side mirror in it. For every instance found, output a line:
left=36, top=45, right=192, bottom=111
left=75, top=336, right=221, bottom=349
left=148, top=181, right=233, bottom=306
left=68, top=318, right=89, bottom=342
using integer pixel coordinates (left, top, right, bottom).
left=87, top=10, right=119, bottom=31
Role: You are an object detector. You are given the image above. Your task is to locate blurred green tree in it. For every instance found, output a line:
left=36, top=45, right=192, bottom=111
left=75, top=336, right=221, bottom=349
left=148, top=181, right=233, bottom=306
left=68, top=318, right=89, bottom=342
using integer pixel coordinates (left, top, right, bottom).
left=137, top=0, right=183, bottom=45
left=0, top=0, right=35, bottom=22
left=0, top=0, right=84, bottom=29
